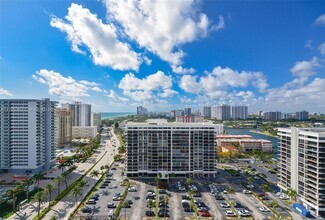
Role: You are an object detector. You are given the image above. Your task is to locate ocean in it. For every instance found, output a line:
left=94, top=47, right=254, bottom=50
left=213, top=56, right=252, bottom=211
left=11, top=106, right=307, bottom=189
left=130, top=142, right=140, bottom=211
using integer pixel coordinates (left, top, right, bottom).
left=101, top=112, right=135, bottom=120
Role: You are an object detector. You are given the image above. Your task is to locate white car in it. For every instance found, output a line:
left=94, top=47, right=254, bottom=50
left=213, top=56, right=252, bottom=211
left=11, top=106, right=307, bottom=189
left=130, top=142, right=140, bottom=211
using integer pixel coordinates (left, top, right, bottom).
left=280, top=195, right=289, bottom=200
left=242, top=189, right=252, bottom=194
left=220, top=202, right=230, bottom=208
left=246, top=184, right=254, bottom=189
left=128, top=187, right=137, bottom=192
left=181, top=199, right=191, bottom=204
left=259, top=206, right=270, bottom=212
left=225, top=210, right=236, bottom=216
left=238, top=209, right=250, bottom=216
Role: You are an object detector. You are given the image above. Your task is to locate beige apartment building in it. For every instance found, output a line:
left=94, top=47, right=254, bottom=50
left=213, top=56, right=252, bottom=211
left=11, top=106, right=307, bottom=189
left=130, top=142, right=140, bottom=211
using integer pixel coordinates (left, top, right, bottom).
left=56, top=108, right=73, bottom=146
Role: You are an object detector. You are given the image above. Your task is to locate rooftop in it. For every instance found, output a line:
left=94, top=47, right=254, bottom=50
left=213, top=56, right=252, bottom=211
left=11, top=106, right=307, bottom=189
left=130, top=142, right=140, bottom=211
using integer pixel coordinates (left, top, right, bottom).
left=126, top=118, right=220, bottom=127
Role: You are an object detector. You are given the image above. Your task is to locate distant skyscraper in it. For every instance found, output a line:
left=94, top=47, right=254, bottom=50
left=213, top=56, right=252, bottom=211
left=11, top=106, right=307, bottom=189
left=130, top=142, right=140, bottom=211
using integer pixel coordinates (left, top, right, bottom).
left=56, top=108, right=73, bottom=146
left=219, top=105, right=231, bottom=120
left=91, top=112, right=102, bottom=130
left=203, top=106, right=212, bottom=118
left=296, top=111, right=309, bottom=121
left=231, top=106, right=248, bottom=119
left=184, top=107, right=192, bottom=116
left=211, top=106, right=220, bottom=119
left=263, top=111, right=282, bottom=120
left=0, top=98, right=57, bottom=174
left=137, top=106, right=148, bottom=115
left=62, top=102, right=91, bottom=126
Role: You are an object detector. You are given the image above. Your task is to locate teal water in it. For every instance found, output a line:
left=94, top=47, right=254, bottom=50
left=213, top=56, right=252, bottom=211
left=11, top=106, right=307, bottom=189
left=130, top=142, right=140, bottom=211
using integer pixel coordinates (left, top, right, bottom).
left=224, top=127, right=278, bottom=158
left=101, top=112, right=135, bottom=120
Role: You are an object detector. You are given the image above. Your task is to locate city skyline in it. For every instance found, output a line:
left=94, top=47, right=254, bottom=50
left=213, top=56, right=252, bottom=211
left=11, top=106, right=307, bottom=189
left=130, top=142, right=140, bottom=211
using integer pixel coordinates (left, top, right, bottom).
left=1, top=1, right=325, bottom=112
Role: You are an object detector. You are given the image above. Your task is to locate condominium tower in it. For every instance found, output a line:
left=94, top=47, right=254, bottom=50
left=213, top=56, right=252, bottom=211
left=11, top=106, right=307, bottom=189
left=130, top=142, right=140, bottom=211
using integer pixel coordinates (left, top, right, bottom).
left=203, top=106, right=212, bottom=118
left=91, top=112, right=102, bottom=130
left=263, top=111, right=282, bottom=120
left=56, top=108, right=73, bottom=146
left=126, top=119, right=223, bottom=178
left=296, top=111, right=309, bottom=121
left=278, top=127, right=325, bottom=217
left=231, top=106, right=248, bottom=120
left=137, top=106, right=148, bottom=115
left=0, top=99, right=57, bottom=174
left=61, top=102, right=91, bottom=126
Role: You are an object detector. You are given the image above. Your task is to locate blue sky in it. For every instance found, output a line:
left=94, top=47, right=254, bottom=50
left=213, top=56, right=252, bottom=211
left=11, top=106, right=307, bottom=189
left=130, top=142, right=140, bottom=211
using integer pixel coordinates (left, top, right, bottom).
left=0, top=0, right=324, bottom=113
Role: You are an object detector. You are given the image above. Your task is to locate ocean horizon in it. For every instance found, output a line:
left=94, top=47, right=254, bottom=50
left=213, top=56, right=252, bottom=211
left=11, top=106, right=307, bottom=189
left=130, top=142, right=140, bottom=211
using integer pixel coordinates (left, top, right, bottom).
left=101, top=112, right=135, bottom=120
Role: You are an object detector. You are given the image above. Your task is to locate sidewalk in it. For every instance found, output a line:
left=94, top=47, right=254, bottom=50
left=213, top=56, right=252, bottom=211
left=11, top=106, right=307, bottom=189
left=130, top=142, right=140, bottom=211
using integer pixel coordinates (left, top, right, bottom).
left=8, top=131, right=114, bottom=220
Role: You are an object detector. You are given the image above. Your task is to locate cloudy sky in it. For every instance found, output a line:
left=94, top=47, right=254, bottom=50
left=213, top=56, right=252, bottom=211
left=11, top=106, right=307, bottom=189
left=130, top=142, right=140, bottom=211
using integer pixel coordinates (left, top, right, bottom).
left=0, top=0, right=324, bottom=113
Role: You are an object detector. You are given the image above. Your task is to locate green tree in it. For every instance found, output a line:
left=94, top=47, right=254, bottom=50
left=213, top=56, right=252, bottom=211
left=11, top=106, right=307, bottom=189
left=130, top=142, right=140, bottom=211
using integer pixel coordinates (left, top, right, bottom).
left=285, top=188, right=297, bottom=202
left=247, top=177, right=254, bottom=185
left=70, top=185, right=82, bottom=207
left=227, top=186, right=235, bottom=197
left=33, top=172, right=44, bottom=191
left=186, top=178, right=192, bottom=186
left=54, top=175, right=63, bottom=195
left=90, top=170, right=100, bottom=178
left=154, top=173, right=162, bottom=188
left=45, top=183, right=56, bottom=208
left=34, top=190, right=46, bottom=218
left=261, top=184, right=270, bottom=200
left=62, top=171, right=71, bottom=189
left=6, top=185, right=23, bottom=212
left=269, top=201, right=278, bottom=209
left=22, top=178, right=34, bottom=201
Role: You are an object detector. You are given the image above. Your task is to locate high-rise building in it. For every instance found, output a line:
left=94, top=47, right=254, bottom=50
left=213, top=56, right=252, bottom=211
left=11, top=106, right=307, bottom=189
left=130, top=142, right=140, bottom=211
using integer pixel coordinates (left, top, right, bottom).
left=91, top=112, right=102, bottom=130
left=211, top=106, right=220, bottom=119
left=137, top=106, right=148, bottom=115
left=278, top=127, right=325, bottom=217
left=263, top=111, right=282, bottom=120
left=175, top=115, right=203, bottom=123
left=203, top=106, right=212, bottom=118
left=231, top=106, right=248, bottom=119
left=0, top=99, right=57, bottom=174
left=184, top=108, right=192, bottom=116
left=126, top=119, right=223, bottom=178
left=296, top=111, right=309, bottom=121
left=56, top=108, right=73, bottom=146
left=62, top=102, right=91, bottom=126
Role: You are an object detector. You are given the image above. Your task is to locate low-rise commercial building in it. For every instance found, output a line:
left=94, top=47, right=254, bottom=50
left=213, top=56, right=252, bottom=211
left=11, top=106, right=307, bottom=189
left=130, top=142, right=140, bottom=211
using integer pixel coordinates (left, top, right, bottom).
left=72, top=126, right=97, bottom=139
left=216, top=135, right=272, bottom=152
left=126, top=119, right=223, bottom=178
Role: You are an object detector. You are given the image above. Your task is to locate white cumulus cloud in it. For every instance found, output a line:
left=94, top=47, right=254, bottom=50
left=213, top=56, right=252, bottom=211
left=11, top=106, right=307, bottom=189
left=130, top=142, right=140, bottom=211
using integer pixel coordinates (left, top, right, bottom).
left=290, top=57, right=319, bottom=78
left=50, top=3, right=141, bottom=71
left=104, top=0, right=224, bottom=71
left=118, top=70, right=177, bottom=102
left=33, top=69, right=102, bottom=98
left=0, top=88, right=12, bottom=97
left=315, top=14, right=325, bottom=26
left=319, top=42, right=325, bottom=55
left=105, top=89, right=129, bottom=102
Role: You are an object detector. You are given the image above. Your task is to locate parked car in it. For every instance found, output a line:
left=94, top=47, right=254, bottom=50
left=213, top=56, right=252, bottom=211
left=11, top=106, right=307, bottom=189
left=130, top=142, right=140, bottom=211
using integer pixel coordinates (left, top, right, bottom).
left=225, top=210, right=236, bottom=217
left=259, top=206, right=270, bottom=212
left=81, top=207, right=92, bottom=213
left=128, top=186, right=137, bottom=192
left=199, top=211, right=211, bottom=217
left=159, top=189, right=167, bottom=194
left=145, top=210, right=155, bottom=217
left=107, top=203, right=116, bottom=208
left=158, top=210, right=169, bottom=217
left=121, top=203, right=131, bottom=208
left=220, top=202, right=230, bottom=208
left=86, top=199, right=96, bottom=205
left=242, top=189, right=252, bottom=194
left=238, top=209, right=250, bottom=217
left=126, top=199, right=133, bottom=204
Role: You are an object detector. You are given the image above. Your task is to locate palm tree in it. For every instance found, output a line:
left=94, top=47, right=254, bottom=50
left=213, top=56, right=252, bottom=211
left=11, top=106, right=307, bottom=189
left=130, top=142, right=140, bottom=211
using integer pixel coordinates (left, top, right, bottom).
left=33, top=172, right=44, bottom=191
left=22, top=178, right=34, bottom=201
left=6, top=185, right=23, bottom=212
left=122, top=201, right=129, bottom=219
left=269, top=201, right=278, bottom=209
left=285, top=188, right=297, bottom=202
left=34, top=190, right=46, bottom=217
left=164, top=195, right=169, bottom=218
left=186, top=178, right=192, bottom=186
left=247, top=177, right=254, bottom=185
left=58, top=162, right=67, bottom=173
left=227, top=186, right=235, bottom=198
left=261, top=184, right=270, bottom=200
left=45, top=183, right=56, bottom=208
left=62, top=171, right=71, bottom=189
left=78, top=180, right=88, bottom=192
left=154, top=173, right=162, bottom=188
left=90, top=170, right=100, bottom=178
left=70, top=185, right=82, bottom=207
left=54, top=176, right=63, bottom=195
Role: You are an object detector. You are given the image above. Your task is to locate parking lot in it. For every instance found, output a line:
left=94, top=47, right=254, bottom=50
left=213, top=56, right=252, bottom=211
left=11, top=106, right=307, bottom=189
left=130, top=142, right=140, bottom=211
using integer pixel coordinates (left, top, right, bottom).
left=76, top=163, right=299, bottom=220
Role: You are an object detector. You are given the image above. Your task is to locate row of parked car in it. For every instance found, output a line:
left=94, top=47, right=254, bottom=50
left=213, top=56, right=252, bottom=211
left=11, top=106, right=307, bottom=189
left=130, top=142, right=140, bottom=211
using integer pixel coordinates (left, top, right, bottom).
left=145, top=189, right=170, bottom=217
